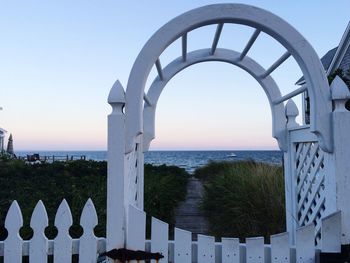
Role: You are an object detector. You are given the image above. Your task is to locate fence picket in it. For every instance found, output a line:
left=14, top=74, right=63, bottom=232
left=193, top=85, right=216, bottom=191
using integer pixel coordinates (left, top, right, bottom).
left=321, top=211, right=341, bottom=253
left=174, top=228, right=191, bottom=263
left=198, top=234, right=215, bottom=263
left=30, top=200, right=48, bottom=263
left=270, top=232, right=289, bottom=263
left=79, top=199, right=98, bottom=263
left=54, top=199, right=73, bottom=263
left=4, top=201, right=23, bottom=263
left=151, top=217, right=168, bottom=262
left=221, top=238, right=240, bottom=263
left=127, top=204, right=146, bottom=254
left=296, top=224, right=315, bottom=263
left=246, top=237, right=264, bottom=263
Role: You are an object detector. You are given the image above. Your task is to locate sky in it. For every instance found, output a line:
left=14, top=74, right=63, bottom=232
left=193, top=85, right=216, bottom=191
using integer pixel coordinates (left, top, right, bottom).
left=0, top=1, right=349, bottom=151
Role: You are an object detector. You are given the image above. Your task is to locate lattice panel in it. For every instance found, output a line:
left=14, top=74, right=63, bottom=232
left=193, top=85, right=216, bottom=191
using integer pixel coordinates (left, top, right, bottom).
left=294, top=141, right=326, bottom=245
left=125, top=143, right=140, bottom=207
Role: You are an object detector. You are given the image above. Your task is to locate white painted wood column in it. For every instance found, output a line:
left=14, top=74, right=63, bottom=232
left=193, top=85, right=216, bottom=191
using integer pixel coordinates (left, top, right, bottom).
left=284, top=99, right=299, bottom=245
left=331, top=76, right=350, bottom=245
left=107, top=80, right=126, bottom=260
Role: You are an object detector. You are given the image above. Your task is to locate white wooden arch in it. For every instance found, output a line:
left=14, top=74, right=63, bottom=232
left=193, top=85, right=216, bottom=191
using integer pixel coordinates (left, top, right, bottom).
left=125, top=3, right=332, bottom=154
left=143, top=48, right=287, bottom=151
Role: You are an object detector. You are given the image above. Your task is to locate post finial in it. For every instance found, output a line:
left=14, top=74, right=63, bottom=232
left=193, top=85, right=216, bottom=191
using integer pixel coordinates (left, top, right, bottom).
left=108, top=80, right=125, bottom=105
left=285, top=99, right=299, bottom=128
left=108, top=80, right=125, bottom=114
left=331, top=76, right=350, bottom=112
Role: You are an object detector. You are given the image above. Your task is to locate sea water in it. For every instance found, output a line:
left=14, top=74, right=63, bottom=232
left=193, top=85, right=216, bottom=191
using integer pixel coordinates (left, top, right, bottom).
left=17, top=150, right=283, bottom=173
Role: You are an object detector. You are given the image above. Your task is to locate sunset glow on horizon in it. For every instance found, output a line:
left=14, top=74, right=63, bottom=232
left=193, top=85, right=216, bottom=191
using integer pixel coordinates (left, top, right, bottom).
left=0, top=1, right=349, bottom=151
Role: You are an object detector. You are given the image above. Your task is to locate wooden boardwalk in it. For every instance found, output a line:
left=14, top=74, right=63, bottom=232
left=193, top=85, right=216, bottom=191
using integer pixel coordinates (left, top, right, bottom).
left=174, top=177, right=209, bottom=239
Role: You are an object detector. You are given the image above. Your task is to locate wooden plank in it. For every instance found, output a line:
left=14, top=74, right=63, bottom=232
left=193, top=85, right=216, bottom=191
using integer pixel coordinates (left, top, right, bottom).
left=127, top=205, right=146, bottom=252
left=221, top=238, right=240, bottom=263
left=182, top=34, right=187, bottom=61
left=198, top=234, right=215, bottom=263
left=30, top=200, right=49, bottom=263
left=296, top=224, right=315, bottom=263
left=321, top=211, right=341, bottom=252
left=151, top=217, right=169, bottom=263
left=79, top=199, right=98, bottom=263
left=211, top=23, right=224, bottom=55
left=270, top=232, right=289, bottom=263
left=4, top=201, right=23, bottom=263
left=239, top=29, right=260, bottom=60
left=155, top=59, right=164, bottom=80
left=54, top=199, right=73, bottom=263
left=246, top=237, right=264, bottom=263
left=174, top=228, right=191, bottom=263
left=261, top=51, right=291, bottom=79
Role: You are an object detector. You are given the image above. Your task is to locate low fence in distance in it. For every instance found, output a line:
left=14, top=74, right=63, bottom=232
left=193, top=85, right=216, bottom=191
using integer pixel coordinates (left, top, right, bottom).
left=17, top=154, right=86, bottom=163
left=0, top=199, right=342, bottom=263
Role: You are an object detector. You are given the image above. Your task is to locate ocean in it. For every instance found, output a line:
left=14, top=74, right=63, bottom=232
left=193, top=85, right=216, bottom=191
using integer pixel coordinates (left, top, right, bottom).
left=16, top=150, right=283, bottom=173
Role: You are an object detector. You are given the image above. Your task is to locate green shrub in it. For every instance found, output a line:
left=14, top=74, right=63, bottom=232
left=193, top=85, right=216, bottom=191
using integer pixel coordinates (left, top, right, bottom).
left=144, top=164, right=188, bottom=226
left=0, top=160, right=189, bottom=240
left=198, top=160, right=285, bottom=241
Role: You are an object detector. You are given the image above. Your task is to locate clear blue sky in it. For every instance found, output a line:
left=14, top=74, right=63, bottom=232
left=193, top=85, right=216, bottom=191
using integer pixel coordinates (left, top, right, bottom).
left=0, top=1, right=349, bottom=151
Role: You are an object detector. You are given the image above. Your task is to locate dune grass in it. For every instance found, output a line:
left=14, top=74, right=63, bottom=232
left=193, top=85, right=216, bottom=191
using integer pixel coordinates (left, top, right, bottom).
left=195, top=160, right=285, bottom=241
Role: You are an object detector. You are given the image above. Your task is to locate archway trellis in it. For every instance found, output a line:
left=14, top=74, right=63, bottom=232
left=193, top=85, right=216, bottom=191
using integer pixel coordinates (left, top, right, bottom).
left=124, top=3, right=332, bottom=155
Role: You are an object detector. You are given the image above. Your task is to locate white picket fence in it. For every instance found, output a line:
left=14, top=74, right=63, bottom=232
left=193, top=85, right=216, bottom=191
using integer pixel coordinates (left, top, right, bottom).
left=0, top=199, right=106, bottom=263
left=0, top=200, right=341, bottom=262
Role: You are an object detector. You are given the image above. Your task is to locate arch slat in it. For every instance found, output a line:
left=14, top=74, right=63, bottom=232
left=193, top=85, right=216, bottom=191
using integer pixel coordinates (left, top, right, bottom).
left=4, top=201, right=23, bottom=263
left=182, top=34, right=187, bottom=61
left=155, top=59, right=164, bottom=81
left=174, top=228, right=191, bottom=263
left=261, top=51, right=291, bottom=78
left=211, top=23, right=224, bottom=55
left=239, top=29, right=261, bottom=61
left=54, top=199, right=73, bottom=263
left=30, top=200, right=49, bottom=263
left=79, top=198, right=98, bottom=263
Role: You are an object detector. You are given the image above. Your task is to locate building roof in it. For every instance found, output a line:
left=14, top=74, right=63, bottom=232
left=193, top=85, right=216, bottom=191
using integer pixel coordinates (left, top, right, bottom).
left=0, top=127, right=7, bottom=135
left=296, top=21, right=350, bottom=85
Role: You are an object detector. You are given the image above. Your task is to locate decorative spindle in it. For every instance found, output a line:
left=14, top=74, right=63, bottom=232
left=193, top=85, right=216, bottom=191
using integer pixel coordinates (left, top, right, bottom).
left=285, top=99, right=299, bottom=128
left=331, top=76, right=350, bottom=112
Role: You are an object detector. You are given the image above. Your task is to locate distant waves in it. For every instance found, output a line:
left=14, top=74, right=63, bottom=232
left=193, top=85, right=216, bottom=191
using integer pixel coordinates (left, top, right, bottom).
left=16, top=150, right=283, bottom=173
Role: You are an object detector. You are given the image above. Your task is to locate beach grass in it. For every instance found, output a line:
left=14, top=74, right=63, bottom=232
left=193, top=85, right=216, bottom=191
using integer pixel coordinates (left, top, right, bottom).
left=195, top=160, right=285, bottom=241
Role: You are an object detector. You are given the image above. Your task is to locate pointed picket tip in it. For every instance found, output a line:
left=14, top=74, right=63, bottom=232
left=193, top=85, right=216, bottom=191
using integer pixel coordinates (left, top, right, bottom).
left=108, top=79, right=125, bottom=104
left=331, top=76, right=350, bottom=100
left=54, top=199, right=73, bottom=229
left=5, top=200, right=23, bottom=230
left=30, top=200, right=49, bottom=229
left=80, top=198, right=98, bottom=229
left=285, top=99, right=299, bottom=117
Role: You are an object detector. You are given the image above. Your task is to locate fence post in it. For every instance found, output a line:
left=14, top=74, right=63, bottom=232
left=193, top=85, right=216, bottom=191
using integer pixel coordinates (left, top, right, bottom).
left=330, top=76, right=350, bottom=245
left=284, top=99, right=299, bottom=245
left=107, top=80, right=126, bottom=259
